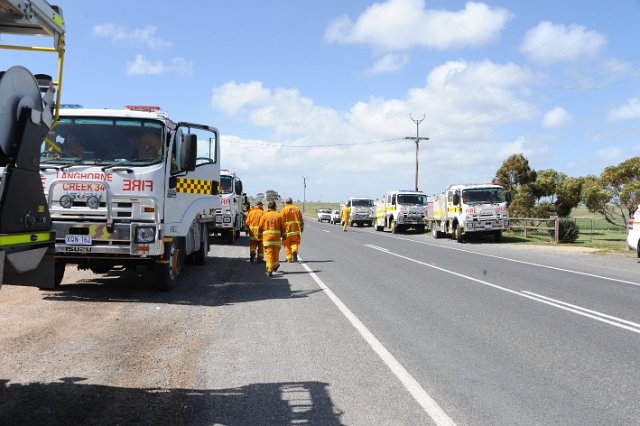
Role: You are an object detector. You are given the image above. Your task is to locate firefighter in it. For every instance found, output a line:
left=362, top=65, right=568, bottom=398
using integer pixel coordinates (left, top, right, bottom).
left=246, top=201, right=265, bottom=262
left=340, top=203, right=351, bottom=232
left=280, top=197, right=304, bottom=262
left=258, top=200, right=286, bottom=276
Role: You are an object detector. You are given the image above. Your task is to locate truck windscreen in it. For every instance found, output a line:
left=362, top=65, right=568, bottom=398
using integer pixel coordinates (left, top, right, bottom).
left=461, top=188, right=506, bottom=205
left=397, top=194, right=427, bottom=205
left=41, top=118, right=165, bottom=167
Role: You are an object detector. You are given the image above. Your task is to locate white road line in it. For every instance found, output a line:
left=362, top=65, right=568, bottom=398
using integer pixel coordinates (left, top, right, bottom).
left=522, top=291, right=640, bottom=334
left=298, top=256, right=456, bottom=426
left=323, top=230, right=330, bottom=233
left=366, top=245, right=640, bottom=335
left=364, top=228, right=640, bottom=287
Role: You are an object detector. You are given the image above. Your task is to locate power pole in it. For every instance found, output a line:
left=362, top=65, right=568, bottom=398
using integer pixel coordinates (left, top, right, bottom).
left=404, top=114, right=429, bottom=191
left=302, top=176, right=307, bottom=213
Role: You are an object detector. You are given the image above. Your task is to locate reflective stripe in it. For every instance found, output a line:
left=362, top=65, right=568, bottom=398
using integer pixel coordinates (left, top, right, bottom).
left=285, top=220, right=301, bottom=225
left=263, top=241, right=281, bottom=246
left=286, top=231, right=301, bottom=237
left=263, top=230, right=281, bottom=235
left=250, top=236, right=259, bottom=241
left=0, top=232, right=53, bottom=247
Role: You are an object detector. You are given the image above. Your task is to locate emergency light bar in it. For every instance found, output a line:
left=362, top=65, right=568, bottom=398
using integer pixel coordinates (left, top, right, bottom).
left=124, top=105, right=161, bottom=112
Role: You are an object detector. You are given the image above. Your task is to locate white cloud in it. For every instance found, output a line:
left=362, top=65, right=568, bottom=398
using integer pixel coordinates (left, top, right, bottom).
left=126, top=55, right=192, bottom=76
left=594, top=147, right=623, bottom=161
left=542, top=107, right=572, bottom=128
left=210, top=59, right=542, bottom=198
left=519, top=21, right=606, bottom=64
left=365, top=53, right=410, bottom=75
left=93, top=24, right=172, bottom=50
left=325, top=0, right=512, bottom=51
left=607, top=98, right=640, bottom=122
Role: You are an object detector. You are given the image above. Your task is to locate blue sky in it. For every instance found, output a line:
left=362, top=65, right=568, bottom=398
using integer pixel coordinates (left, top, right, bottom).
left=2, top=0, right=640, bottom=202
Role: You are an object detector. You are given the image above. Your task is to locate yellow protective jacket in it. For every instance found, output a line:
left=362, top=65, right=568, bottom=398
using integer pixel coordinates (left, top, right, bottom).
left=258, top=209, right=286, bottom=246
left=246, top=206, right=265, bottom=241
left=341, top=206, right=351, bottom=221
left=280, top=204, right=304, bottom=238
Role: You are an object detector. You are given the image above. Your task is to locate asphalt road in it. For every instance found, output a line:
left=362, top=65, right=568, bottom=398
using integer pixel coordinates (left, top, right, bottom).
left=1, top=221, right=639, bottom=425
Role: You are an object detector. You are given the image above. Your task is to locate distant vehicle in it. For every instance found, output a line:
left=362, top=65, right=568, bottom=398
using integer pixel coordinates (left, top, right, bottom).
left=317, top=208, right=332, bottom=222
left=330, top=209, right=341, bottom=225
left=627, top=205, right=640, bottom=257
left=375, top=190, right=428, bottom=234
left=346, top=197, right=375, bottom=227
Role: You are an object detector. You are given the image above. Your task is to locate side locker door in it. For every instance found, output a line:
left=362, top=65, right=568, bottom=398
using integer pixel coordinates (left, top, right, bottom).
left=164, top=123, right=221, bottom=229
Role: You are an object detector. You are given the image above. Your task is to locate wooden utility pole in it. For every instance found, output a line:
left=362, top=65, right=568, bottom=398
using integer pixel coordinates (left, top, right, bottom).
left=404, top=114, right=429, bottom=191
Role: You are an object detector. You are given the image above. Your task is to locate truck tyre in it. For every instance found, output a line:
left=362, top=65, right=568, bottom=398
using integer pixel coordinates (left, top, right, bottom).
left=53, top=260, right=64, bottom=289
left=494, top=230, right=502, bottom=242
left=431, top=222, right=441, bottom=239
left=391, top=221, right=398, bottom=234
left=416, top=225, right=425, bottom=234
left=456, top=226, right=464, bottom=243
left=225, top=229, right=235, bottom=245
left=156, top=238, right=182, bottom=291
left=194, top=226, right=209, bottom=266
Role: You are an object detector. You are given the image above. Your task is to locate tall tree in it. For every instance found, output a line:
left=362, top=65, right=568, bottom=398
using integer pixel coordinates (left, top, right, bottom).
left=555, top=177, right=583, bottom=217
left=582, top=157, right=640, bottom=228
left=493, top=153, right=537, bottom=192
left=265, top=189, right=281, bottom=203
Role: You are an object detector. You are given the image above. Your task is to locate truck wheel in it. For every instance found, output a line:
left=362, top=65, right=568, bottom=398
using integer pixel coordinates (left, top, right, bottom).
left=226, top=229, right=235, bottom=245
left=494, top=230, right=502, bottom=242
left=194, top=226, right=209, bottom=265
left=431, top=222, right=441, bottom=239
left=53, top=260, right=65, bottom=288
left=456, top=227, right=464, bottom=243
left=391, top=221, right=398, bottom=234
left=156, top=238, right=182, bottom=291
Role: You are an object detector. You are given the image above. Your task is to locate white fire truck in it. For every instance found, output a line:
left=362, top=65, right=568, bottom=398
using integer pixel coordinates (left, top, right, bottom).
left=427, top=183, right=510, bottom=243
left=346, top=197, right=375, bottom=227
left=210, top=169, right=247, bottom=244
left=374, top=190, right=428, bottom=234
left=39, top=105, right=221, bottom=290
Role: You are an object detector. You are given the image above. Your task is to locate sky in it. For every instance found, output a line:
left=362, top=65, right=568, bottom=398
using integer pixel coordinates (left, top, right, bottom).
left=2, top=0, right=640, bottom=202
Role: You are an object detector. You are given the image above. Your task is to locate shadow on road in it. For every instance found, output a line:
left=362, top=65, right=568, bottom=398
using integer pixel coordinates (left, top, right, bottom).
left=0, top=378, right=344, bottom=425
left=40, top=243, right=326, bottom=308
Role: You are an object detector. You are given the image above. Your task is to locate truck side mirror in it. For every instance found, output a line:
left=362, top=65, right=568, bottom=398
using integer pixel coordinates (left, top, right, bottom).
left=505, top=191, right=512, bottom=202
left=181, top=133, right=197, bottom=172
left=452, top=193, right=460, bottom=206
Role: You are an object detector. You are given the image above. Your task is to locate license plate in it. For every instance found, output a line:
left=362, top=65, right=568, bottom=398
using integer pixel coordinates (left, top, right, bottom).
left=484, top=223, right=493, bottom=230
left=65, top=235, right=92, bottom=246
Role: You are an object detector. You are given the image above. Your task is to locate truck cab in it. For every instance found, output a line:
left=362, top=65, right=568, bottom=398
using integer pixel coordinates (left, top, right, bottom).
left=375, top=190, right=428, bottom=233
left=346, top=197, right=375, bottom=227
left=40, top=106, right=221, bottom=290
left=210, top=170, right=246, bottom=244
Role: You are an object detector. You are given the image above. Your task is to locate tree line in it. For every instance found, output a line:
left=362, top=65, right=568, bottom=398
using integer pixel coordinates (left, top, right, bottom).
left=493, top=154, right=640, bottom=228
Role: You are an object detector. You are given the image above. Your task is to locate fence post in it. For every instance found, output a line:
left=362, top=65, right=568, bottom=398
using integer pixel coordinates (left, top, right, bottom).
left=554, top=217, right=559, bottom=243
left=524, top=218, right=528, bottom=238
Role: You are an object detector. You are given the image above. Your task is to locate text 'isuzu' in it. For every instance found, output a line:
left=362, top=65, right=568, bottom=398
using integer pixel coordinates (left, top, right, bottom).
left=40, top=106, right=221, bottom=290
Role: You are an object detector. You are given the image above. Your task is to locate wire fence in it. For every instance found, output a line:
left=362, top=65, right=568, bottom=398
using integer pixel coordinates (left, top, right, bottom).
left=508, top=217, right=626, bottom=243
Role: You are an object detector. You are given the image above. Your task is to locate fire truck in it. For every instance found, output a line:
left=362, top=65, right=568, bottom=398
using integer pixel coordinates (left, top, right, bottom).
left=374, top=190, right=428, bottom=234
left=210, top=169, right=247, bottom=244
left=427, top=183, right=510, bottom=243
left=0, top=0, right=65, bottom=289
left=346, top=197, right=375, bottom=227
left=40, top=105, right=221, bottom=290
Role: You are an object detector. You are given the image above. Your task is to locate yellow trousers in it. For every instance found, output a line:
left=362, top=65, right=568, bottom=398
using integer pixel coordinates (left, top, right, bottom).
left=250, top=239, right=264, bottom=260
left=283, top=235, right=300, bottom=261
left=264, top=242, right=281, bottom=272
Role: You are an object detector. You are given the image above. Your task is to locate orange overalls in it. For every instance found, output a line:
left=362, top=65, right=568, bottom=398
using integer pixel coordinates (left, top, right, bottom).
left=258, top=208, right=286, bottom=274
left=280, top=204, right=304, bottom=262
left=246, top=206, right=265, bottom=262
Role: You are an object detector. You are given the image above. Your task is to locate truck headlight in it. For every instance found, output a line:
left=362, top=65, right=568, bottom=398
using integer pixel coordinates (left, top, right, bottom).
left=60, top=195, right=74, bottom=209
left=135, top=226, right=156, bottom=243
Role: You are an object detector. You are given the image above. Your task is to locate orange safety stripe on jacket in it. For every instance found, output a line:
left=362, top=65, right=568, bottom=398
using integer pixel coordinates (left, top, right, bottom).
left=280, top=204, right=304, bottom=237
left=258, top=210, right=285, bottom=246
left=246, top=207, right=265, bottom=241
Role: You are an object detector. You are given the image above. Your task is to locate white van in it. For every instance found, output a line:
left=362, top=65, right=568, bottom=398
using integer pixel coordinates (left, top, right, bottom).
left=627, top=205, right=640, bottom=257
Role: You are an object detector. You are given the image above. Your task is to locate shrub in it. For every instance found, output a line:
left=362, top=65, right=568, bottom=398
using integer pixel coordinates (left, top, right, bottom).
left=558, top=219, right=580, bottom=243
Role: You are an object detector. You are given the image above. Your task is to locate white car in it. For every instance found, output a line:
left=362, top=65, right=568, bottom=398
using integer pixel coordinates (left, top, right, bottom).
left=330, top=209, right=341, bottom=225
left=317, top=209, right=332, bottom=222
left=627, top=204, right=640, bottom=257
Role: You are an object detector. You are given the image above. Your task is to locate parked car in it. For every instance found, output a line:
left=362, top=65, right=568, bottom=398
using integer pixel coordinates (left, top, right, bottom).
left=317, top=208, right=332, bottom=222
left=330, top=209, right=341, bottom=225
left=627, top=204, right=640, bottom=257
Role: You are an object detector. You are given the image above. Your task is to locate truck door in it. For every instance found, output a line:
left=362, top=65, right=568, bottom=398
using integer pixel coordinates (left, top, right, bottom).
left=164, top=124, right=220, bottom=227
